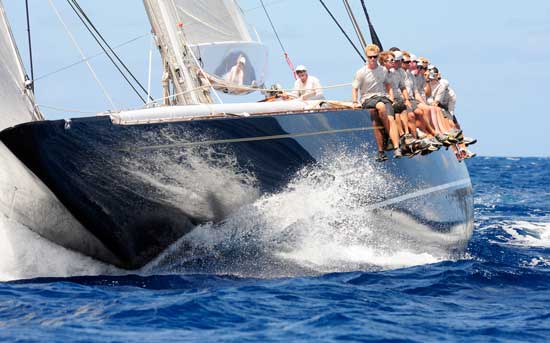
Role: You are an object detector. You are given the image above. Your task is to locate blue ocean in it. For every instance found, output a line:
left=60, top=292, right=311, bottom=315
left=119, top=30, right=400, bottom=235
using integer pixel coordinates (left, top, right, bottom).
left=1, top=156, right=549, bottom=342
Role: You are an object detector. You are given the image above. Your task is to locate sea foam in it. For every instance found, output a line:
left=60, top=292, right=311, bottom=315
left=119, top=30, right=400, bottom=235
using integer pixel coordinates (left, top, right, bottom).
left=2, top=149, right=454, bottom=281
left=143, top=150, right=450, bottom=277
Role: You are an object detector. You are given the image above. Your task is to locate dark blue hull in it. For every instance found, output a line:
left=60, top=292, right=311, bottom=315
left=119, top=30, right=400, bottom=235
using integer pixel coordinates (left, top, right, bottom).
left=0, top=109, right=473, bottom=269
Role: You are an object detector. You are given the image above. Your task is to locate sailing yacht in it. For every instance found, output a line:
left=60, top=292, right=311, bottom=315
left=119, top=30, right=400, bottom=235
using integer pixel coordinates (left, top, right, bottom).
left=0, top=1, right=473, bottom=270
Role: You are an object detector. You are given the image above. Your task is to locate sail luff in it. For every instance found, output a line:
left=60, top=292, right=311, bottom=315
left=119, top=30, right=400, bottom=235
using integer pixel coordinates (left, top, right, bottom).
left=225, top=0, right=252, bottom=42
left=171, top=0, right=252, bottom=44
left=0, top=0, right=42, bottom=131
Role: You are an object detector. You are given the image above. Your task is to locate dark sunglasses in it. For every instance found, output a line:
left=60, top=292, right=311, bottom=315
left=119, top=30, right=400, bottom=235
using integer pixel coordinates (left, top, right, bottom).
left=403, top=61, right=411, bottom=64
left=385, top=59, right=395, bottom=63
left=367, top=55, right=378, bottom=59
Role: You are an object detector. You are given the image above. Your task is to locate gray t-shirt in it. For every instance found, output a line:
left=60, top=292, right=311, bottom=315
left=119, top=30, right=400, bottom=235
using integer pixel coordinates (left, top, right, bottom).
left=388, top=68, right=407, bottom=101
left=404, top=69, right=416, bottom=100
left=352, top=65, right=390, bottom=103
left=415, top=73, right=427, bottom=101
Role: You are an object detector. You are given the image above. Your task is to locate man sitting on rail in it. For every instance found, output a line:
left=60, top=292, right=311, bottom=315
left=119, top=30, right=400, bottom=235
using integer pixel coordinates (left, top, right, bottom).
left=352, top=44, right=401, bottom=161
left=427, top=67, right=476, bottom=159
left=408, top=56, right=457, bottom=146
left=381, top=51, right=421, bottom=154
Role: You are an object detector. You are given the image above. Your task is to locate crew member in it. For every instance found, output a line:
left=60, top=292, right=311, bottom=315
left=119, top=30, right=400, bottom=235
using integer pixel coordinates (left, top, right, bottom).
left=287, top=65, right=324, bottom=100
left=225, top=55, right=246, bottom=86
left=352, top=44, right=401, bottom=160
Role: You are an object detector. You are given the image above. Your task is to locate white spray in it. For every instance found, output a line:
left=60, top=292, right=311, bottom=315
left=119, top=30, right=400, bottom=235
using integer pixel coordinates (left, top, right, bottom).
left=2, top=146, right=455, bottom=280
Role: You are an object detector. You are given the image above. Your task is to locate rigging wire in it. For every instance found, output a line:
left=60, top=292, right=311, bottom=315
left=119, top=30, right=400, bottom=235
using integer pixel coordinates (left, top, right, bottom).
left=37, top=104, right=99, bottom=115
left=66, top=0, right=151, bottom=103
left=70, top=0, right=152, bottom=102
left=37, top=1, right=288, bottom=90
left=47, top=0, right=117, bottom=110
left=24, top=0, right=34, bottom=92
left=342, top=0, right=367, bottom=49
left=34, top=33, right=149, bottom=82
left=259, top=0, right=296, bottom=79
left=317, top=0, right=365, bottom=63
left=241, top=0, right=286, bottom=13
left=146, top=34, right=154, bottom=105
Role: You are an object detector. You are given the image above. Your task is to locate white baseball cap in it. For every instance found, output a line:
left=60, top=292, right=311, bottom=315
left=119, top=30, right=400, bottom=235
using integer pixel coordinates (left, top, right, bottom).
left=393, top=51, right=403, bottom=61
left=295, top=65, right=307, bottom=72
left=238, top=56, right=246, bottom=64
left=409, top=54, right=417, bottom=61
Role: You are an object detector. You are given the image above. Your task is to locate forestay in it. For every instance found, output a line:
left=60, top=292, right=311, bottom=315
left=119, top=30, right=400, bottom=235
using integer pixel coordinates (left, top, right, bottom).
left=0, top=1, right=41, bottom=131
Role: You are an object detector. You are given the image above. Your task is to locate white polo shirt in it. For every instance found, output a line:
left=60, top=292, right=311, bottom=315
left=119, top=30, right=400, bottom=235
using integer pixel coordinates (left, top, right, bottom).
left=291, top=75, right=323, bottom=100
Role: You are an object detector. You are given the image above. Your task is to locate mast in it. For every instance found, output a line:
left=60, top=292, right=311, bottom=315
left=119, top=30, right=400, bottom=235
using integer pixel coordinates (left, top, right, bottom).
left=143, top=0, right=268, bottom=103
left=143, top=0, right=213, bottom=105
left=342, top=0, right=367, bottom=50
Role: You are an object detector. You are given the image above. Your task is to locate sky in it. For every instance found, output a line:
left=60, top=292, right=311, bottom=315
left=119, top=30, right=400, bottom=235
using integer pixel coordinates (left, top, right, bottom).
left=4, top=0, right=550, bottom=157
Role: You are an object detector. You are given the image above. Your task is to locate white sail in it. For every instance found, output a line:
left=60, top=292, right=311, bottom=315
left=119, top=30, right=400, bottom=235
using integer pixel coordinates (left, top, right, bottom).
left=143, top=0, right=268, bottom=100
left=0, top=1, right=41, bottom=131
left=172, top=0, right=252, bottom=44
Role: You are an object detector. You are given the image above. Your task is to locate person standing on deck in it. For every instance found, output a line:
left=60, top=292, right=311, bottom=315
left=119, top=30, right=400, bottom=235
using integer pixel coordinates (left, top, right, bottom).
left=352, top=44, right=401, bottom=161
left=285, top=65, right=324, bottom=100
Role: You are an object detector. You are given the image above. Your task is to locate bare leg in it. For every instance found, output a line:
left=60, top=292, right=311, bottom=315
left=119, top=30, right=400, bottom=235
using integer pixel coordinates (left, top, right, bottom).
left=417, top=103, right=441, bottom=134
left=369, top=109, right=385, bottom=152
left=415, top=107, right=436, bottom=136
left=446, top=118, right=457, bottom=130
left=407, top=111, right=417, bottom=138
left=434, top=107, right=454, bottom=132
left=396, top=111, right=405, bottom=136
left=399, top=111, right=409, bottom=135
left=430, top=106, right=457, bottom=134
left=430, top=107, right=446, bottom=133
left=376, top=102, right=399, bottom=149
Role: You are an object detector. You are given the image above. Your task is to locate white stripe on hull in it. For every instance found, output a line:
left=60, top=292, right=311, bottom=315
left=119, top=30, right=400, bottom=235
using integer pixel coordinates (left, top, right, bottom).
left=365, top=178, right=471, bottom=211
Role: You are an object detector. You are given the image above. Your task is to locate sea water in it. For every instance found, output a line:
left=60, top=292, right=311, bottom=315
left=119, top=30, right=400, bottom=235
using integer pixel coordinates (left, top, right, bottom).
left=0, top=157, right=549, bottom=342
